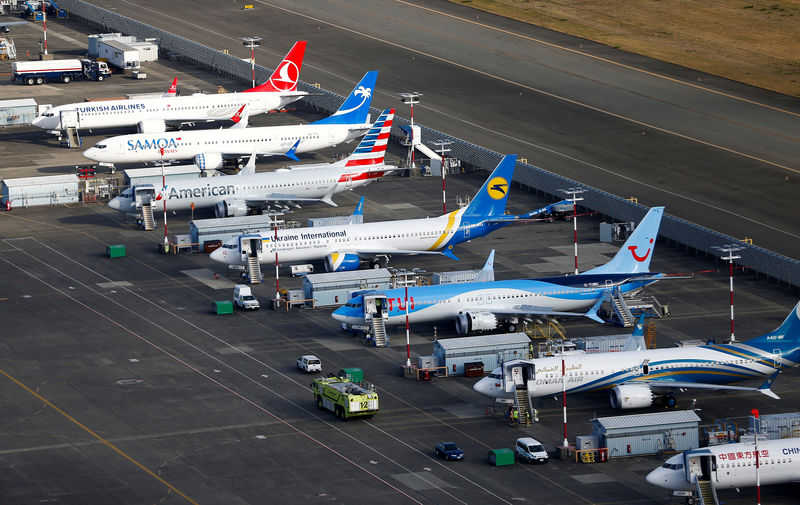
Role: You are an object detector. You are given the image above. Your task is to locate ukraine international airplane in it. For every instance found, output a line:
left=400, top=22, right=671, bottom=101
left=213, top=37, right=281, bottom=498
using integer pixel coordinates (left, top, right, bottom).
left=332, top=205, right=665, bottom=332
left=647, top=435, right=800, bottom=503
left=210, top=155, right=565, bottom=270
left=32, top=41, right=308, bottom=133
left=472, top=300, right=800, bottom=410
left=83, top=71, right=377, bottom=169
left=107, top=109, right=397, bottom=217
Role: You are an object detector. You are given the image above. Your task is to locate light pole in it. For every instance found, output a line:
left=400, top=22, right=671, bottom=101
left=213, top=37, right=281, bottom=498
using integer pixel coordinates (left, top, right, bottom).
left=159, top=148, right=168, bottom=251
left=752, top=408, right=761, bottom=505
left=241, top=36, right=262, bottom=89
left=713, top=244, right=743, bottom=343
left=397, top=92, right=422, bottom=169
left=558, top=187, right=585, bottom=275
left=433, top=140, right=451, bottom=214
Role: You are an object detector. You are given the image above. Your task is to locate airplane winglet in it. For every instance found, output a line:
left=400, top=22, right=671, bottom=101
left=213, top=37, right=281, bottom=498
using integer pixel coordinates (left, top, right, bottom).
left=585, top=298, right=606, bottom=324
left=758, top=370, right=782, bottom=399
left=239, top=153, right=258, bottom=176
left=441, top=246, right=459, bottom=261
left=321, top=185, right=338, bottom=207
left=229, top=105, right=249, bottom=129
left=285, top=139, right=301, bottom=161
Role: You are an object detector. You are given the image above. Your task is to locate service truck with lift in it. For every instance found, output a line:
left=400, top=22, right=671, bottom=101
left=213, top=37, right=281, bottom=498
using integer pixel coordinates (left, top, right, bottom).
left=12, top=59, right=111, bottom=85
left=311, top=375, right=378, bottom=420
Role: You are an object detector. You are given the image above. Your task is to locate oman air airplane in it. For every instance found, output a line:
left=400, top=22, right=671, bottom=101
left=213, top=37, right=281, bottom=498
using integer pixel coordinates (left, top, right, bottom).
left=332, top=205, right=665, bottom=333
left=107, top=109, right=397, bottom=217
left=83, top=70, right=378, bottom=169
left=647, top=436, right=800, bottom=503
left=210, top=155, right=565, bottom=271
left=472, top=300, right=800, bottom=411
left=33, top=41, right=308, bottom=133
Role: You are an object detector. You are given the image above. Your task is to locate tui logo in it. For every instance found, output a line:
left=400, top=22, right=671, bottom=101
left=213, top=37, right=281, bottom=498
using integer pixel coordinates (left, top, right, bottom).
left=486, top=177, right=508, bottom=200
left=628, top=238, right=654, bottom=262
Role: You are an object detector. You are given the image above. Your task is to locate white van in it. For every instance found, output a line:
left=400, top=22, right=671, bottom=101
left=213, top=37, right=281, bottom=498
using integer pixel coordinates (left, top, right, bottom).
left=233, top=284, right=260, bottom=310
left=515, top=437, right=549, bottom=464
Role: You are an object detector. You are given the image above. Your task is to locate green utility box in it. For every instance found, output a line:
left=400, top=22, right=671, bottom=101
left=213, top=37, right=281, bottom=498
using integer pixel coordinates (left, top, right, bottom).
left=488, top=448, right=515, bottom=467
left=106, top=244, right=126, bottom=258
left=213, top=300, right=234, bottom=315
left=339, top=367, right=363, bottom=383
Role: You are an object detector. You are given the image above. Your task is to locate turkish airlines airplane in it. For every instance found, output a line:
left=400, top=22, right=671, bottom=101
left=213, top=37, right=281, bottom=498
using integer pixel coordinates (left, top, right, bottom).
left=472, top=299, right=800, bottom=410
left=107, top=108, right=396, bottom=217
left=209, top=155, right=565, bottom=271
left=32, top=41, right=308, bottom=133
left=332, top=205, right=665, bottom=331
left=647, top=437, right=800, bottom=503
left=83, top=71, right=377, bottom=169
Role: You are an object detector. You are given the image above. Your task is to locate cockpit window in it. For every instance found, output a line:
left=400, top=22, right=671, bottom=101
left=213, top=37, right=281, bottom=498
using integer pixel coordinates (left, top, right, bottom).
left=488, top=372, right=502, bottom=379
left=661, top=463, right=684, bottom=470
left=223, top=243, right=237, bottom=249
left=95, top=144, right=107, bottom=149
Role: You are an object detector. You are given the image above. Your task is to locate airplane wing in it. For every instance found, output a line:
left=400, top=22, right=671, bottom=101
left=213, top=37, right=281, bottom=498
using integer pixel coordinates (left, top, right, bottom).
left=340, top=247, right=445, bottom=256
left=632, top=371, right=781, bottom=400
left=487, top=298, right=606, bottom=323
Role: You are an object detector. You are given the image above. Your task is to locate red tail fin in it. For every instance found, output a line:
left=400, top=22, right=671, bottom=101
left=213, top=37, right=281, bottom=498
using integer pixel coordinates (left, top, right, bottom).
left=166, top=77, right=177, bottom=95
left=243, top=41, right=306, bottom=93
left=231, top=105, right=246, bottom=123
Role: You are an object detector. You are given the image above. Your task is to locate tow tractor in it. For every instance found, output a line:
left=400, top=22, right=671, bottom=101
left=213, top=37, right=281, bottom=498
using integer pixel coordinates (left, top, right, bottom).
left=311, top=375, right=379, bottom=420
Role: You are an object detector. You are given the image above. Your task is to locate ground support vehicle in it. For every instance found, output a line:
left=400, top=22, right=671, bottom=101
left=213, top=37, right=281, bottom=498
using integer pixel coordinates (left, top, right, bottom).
left=12, top=59, right=111, bottom=85
left=311, top=376, right=378, bottom=420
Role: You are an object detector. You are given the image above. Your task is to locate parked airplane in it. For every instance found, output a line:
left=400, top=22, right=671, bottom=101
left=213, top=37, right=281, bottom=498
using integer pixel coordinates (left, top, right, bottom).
left=472, top=300, right=800, bottom=410
left=108, top=108, right=396, bottom=216
left=331, top=204, right=665, bottom=332
left=210, top=155, right=565, bottom=271
left=83, top=70, right=377, bottom=169
left=646, top=436, right=800, bottom=503
left=32, top=41, right=308, bottom=133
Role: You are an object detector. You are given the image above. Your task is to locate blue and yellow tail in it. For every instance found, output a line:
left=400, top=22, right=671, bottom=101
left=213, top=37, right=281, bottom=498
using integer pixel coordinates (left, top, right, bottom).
left=461, top=155, right=516, bottom=219
left=312, top=71, right=377, bottom=125
left=748, top=301, right=800, bottom=363
left=584, top=207, right=664, bottom=275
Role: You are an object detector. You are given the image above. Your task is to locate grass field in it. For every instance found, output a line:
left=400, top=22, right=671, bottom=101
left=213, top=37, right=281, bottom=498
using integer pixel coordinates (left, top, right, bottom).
left=450, top=0, right=800, bottom=97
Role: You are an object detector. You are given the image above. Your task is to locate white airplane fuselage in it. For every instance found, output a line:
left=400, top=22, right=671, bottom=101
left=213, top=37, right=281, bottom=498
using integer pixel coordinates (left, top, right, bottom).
left=32, top=91, right=305, bottom=131
left=83, top=122, right=368, bottom=165
left=646, top=438, right=800, bottom=492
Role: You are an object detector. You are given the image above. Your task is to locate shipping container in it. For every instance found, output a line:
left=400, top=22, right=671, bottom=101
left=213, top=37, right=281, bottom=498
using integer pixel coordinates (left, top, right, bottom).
left=434, top=333, right=529, bottom=375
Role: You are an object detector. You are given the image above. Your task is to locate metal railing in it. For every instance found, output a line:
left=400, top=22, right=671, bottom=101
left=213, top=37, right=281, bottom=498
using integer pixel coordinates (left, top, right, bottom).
left=59, top=0, right=800, bottom=288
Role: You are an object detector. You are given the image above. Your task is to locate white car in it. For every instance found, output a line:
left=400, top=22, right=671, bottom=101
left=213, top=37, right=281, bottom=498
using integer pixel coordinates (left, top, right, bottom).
left=515, top=437, right=549, bottom=464
left=297, top=355, right=322, bottom=373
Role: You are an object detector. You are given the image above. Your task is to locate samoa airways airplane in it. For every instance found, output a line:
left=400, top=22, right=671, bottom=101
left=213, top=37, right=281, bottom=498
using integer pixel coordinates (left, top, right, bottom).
left=331, top=204, right=665, bottom=333
left=32, top=41, right=308, bottom=133
left=82, top=70, right=378, bottom=169
left=646, top=436, right=800, bottom=503
left=472, top=300, right=800, bottom=410
left=209, top=154, right=565, bottom=271
left=107, top=109, right=397, bottom=217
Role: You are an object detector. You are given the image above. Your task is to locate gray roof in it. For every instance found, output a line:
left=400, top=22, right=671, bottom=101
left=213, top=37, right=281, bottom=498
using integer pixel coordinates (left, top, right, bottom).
left=0, top=98, right=37, bottom=108
left=436, top=332, right=530, bottom=350
left=191, top=215, right=276, bottom=230
left=305, top=268, right=392, bottom=284
left=2, top=174, right=80, bottom=187
left=593, top=410, right=700, bottom=430
left=124, top=166, right=201, bottom=178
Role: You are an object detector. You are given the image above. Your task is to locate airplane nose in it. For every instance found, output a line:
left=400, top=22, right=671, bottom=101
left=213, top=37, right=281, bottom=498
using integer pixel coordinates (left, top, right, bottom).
left=645, top=468, right=665, bottom=487
left=472, top=377, right=493, bottom=396
left=107, top=197, right=121, bottom=210
left=83, top=148, right=99, bottom=161
left=209, top=248, right=225, bottom=262
left=31, top=116, right=44, bottom=128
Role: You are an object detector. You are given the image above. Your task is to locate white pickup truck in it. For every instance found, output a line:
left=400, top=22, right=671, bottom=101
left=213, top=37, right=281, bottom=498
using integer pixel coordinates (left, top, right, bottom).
left=297, top=355, right=322, bottom=373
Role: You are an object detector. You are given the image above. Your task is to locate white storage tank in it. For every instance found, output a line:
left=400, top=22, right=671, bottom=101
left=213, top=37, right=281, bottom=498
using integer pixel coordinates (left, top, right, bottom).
left=2, top=174, right=80, bottom=207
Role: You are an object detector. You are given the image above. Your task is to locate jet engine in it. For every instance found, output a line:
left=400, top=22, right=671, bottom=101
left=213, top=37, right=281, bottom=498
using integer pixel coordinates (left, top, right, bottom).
left=324, top=253, right=361, bottom=272
left=214, top=199, right=248, bottom=218
left=194, top=152, right=224, bottom=170
left=455, top=312, right=498, bottom=336
left=610, top=384, right=654, bottom=409
left=136, top=119, right=167, bottom=133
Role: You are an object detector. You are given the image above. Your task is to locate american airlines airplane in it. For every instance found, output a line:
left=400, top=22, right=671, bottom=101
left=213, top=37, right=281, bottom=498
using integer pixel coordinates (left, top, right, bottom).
left=83, top=70, right=378, bottom=169
left=107, top=108, right=396, bottom=217
left=647, top=436, right=800, bottom=504
left=209, top=155, right=565, bottom=270
left=331, top=205, right=665, bottom=332
left=472, top=300, right=800, bottom=410
left=32, top=41, right=308, bottom=133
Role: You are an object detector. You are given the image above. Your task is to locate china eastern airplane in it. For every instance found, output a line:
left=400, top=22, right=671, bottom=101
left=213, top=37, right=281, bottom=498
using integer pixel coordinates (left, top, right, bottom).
left=472, top=300, right=800, bottom=411
left=83, top=70, right=377, bottom=169
left=107, top=108, right=396, bottom=217
left=210, top=154, right=565, bottom=270
left=332, top=204, right=665, bottom=332
left=32, top=41, right=308, bottom=133
left=647, top=436, right=800, bottom=504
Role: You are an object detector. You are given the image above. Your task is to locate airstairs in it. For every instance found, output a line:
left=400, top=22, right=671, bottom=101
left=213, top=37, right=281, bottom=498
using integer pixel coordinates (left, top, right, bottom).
left=140, top=203, right=155, bottom=231
left=514, top=389, right=534, bottom=427
left=63, top=127, right=81, bottom=148
left=246, top=255, right=262, bottom=284
left=370, top=315, right=388, bottom=347
left=605, top=288, right=634, bottom=327
left=695, top=479, right=719, bottom=505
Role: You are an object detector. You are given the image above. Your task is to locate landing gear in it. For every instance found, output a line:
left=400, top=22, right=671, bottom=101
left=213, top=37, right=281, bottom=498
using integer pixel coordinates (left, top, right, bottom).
left=370, top=256, right=388, bottom=269
left=685, top=496, right=696, bottom=505
left=661, top=394, right=678, bottom=409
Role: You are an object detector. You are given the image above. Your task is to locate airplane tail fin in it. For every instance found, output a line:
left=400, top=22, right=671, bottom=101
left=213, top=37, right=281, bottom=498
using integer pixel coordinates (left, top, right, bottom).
left=311, top=71, right=377, bottom=125
left=583, top=207, right=664, bottom=275
left=333, top=108, right=394, bottom=168
left=347, top=197, right=365, bottom=224
left=748, top=301, right=800, bottom=360
left=243, top=41, right=306, bottom=93
left=472, top=250, right=496, bottom=283
left=164, top=77, right=177, bottom=96
left=461, top=155, right=516, bottom=219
